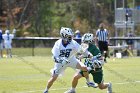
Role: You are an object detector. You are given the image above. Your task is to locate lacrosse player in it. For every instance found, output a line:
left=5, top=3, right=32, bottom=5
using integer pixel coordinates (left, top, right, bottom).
left=0, top=29, right=3, bottom=58
left=2, top=30, right=15, bottom=58
left=43, top=27, right=94, bottom=93
left=65, top=33, right=112, bottom=93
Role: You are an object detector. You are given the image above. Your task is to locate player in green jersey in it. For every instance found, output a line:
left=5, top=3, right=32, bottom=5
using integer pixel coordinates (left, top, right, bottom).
left=65, top=33, right=112, bottom=93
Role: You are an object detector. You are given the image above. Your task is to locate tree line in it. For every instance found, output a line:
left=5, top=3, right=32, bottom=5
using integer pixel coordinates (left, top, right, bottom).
left=1, top=0, right=139, bottom=37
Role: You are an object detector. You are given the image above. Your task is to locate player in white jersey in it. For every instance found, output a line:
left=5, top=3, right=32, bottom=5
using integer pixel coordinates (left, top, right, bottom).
left=2, top=30, right=14, bottom=58
left=0, top=29, right=3, bottom=58
left=43, top=27, right=94, bottom=93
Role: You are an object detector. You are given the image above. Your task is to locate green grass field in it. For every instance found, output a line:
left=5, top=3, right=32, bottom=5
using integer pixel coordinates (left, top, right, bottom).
left=0, top=48, right=140, bottom=93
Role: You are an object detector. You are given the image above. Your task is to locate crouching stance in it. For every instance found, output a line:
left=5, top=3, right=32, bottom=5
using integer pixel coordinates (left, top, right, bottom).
left=65, top=33, right=112, bottom=93
left=43, top=27, right=93, bottom=93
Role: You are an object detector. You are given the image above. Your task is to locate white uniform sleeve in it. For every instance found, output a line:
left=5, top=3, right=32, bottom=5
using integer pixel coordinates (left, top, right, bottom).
left=73, top=40, right=81, bottom=52
left=82, top=50, right=92, bottom=58
left=2, top=34, right=5, bottom=40
left=10, top=34, right=14, bottom=39
left=52, top=41, right=60, bottom=58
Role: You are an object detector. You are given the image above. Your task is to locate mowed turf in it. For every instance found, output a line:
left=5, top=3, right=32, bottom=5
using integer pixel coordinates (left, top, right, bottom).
left=0, top=51, right=140, bottom=93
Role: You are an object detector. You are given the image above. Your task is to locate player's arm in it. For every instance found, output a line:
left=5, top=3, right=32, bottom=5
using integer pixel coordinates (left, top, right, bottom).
left=91, top=47, right=104, bottom=65
left=52, top=42, right=61, bottom=63
left=52, top=42, right=68, bottom=65
left=77, top=49, right=93, bottom=61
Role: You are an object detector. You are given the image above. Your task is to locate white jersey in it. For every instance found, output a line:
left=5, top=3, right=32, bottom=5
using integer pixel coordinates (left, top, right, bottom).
left=2, top=34, right=14, bottom=49
left=52, top=39, right=80, bottom=60
left=2, top=34, right=14, bottom=44
left=51, top=39, right=85, bottom=75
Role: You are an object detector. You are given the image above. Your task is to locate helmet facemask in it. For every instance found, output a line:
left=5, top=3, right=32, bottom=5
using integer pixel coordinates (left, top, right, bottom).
left=81, top=33, right=94, bottom=44
left=60, top=27, right=73, bottom=43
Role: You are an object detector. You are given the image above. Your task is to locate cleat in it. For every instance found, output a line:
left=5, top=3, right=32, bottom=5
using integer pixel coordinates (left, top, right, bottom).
left=86, top=82, right=98, bottom=88
left=107, top=82, right=112, bottom=93
left=64, top=89, right=76, bottom=93
left=44, top=90, right=48, bottom=93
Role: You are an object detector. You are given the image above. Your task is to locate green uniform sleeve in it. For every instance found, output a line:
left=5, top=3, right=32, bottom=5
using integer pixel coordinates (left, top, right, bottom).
left=88, top=43, right=101, bottom=58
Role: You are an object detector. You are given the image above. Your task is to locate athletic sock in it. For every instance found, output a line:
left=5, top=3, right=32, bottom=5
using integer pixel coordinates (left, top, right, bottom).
left=86, top=78, right=90, bottom=83
left=71, top=87, right=75, bottom=91
left=44, top=88, right=48, bottom=91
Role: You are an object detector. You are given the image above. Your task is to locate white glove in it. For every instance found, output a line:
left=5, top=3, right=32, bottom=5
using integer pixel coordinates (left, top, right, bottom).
left=91, top=56, right=97, bottom=62
left=87, top=67, right=92, bottom=71
left=59, top=57, right=69, bottom=66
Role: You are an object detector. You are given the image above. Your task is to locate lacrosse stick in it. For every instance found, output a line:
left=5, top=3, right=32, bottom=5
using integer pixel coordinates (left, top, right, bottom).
left=80, top=43, right=89, bottom=53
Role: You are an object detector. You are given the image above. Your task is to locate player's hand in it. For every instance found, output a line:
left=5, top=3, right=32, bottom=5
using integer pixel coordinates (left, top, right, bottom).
left=91, top=56, right=97, bottom=62
left=98, top=57, right=103, bottom=60
left=59, top=57, right=69, bottom=65
left=93, top=60, right=102, bottom=68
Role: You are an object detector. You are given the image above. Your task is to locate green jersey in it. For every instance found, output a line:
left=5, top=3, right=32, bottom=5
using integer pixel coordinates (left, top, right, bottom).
left=80, top=43, right=103, bottom=84
left=84, top=43, right=102, bottom=70
left=88, top=43, right=101, bottom=57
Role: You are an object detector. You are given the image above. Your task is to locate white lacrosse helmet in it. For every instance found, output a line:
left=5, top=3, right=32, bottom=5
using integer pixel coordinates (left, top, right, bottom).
left=5, top=30, right=10, bottom=34
left=60, top=27, right=73, bottom=42
left=81, top=33, right=94, bottom=43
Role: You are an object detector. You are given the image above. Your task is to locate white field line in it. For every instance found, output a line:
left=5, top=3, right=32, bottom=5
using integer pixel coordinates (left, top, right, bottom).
left=15, top=80, right=140, bottom=93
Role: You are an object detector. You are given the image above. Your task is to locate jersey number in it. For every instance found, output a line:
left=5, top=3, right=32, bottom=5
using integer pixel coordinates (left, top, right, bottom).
left=59, top=49, right=72, bottom=58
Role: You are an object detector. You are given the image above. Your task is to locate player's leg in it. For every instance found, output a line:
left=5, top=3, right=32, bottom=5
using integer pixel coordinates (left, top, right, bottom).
left=72, top=72, right=82, bottom=88
left=64, top=72, right=82, bottom=93
left=98, top=41, right=104, bottom=55
left=92, top=70, right=112, bottom=93
left=98, top=82, right=110, bottom=89
left=44, top=63, right=65, bottom=93
left=0, top=43, right=3, bottom=58
left=76, top=62, right=90, bottom=83
left=76, top=62, right=97, bottom=88
left=44, top=74, right=58, bottom=93
left=6, top=49, right=9, bottom=58
left=0, top=50, right=2, bottom=58
left=103, top=41, right=109, bottom=62
left=98, top=82, right=112, bottom=93
left=68, top=58, right=89, bottom=83
left=9, top=49, right=12, bottom=58
left=7, top=43, right=12, bottom=58
left=4, top=43, right=9, bottom=58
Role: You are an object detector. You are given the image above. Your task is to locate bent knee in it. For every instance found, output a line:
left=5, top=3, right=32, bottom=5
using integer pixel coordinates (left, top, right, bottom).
left=98, top=86, right=104, bottom=90
left=73, top=76, right=79, bottom=80
left=73, top=74, right=82, bottom=80
left=48, top=75, right=58, bottom=82
left=81, top=66, right=88, bottom=71
left=98, top=84, right=105, bottom=90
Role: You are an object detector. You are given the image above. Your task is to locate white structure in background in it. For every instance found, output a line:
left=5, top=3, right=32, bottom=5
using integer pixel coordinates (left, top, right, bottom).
left=114, top=0, right=140, bottom=37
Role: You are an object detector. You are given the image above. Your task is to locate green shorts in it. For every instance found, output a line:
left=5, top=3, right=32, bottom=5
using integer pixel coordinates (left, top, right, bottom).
left=80, top=68, right=103, bottom=84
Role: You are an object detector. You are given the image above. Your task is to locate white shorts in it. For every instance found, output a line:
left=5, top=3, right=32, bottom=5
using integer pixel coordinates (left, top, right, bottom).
left=0, top=43, right=3, bottom=50
left=4, top=43, right=12, bottom=49
left=52, top=57, right=85, bottom=75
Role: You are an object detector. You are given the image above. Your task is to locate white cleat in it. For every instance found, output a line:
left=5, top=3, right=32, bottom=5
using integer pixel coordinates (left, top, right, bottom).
left=64, top=89, right=76, bottom=93
left=86, top=82, right=98, bottom=88
left=107, top=82, right=112, bottom=93
left=43, top=90, right=48, bottom=93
